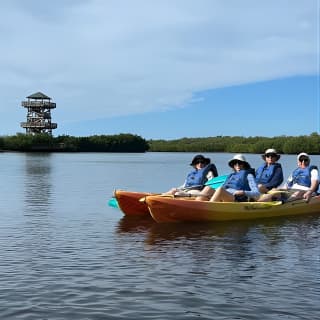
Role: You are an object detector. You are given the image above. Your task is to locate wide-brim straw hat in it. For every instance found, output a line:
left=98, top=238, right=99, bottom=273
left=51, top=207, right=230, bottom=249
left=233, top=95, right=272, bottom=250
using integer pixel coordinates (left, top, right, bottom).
left=262, top=148, right=281, bottom=161
left=190, top=154, right=211, bottom=166
left=228, top=154, right=250, bottom=169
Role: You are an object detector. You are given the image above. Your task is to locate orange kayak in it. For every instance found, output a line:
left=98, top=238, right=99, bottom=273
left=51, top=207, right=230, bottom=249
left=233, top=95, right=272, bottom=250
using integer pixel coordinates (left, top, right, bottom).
left=114, top=190, right=155, bottom=216
left=112, top=175, right=229, bottom=217
left=145, top=195, right=320, bottom=223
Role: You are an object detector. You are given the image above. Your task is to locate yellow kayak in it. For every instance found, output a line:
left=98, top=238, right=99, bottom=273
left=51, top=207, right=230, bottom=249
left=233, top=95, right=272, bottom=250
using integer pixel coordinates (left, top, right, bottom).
left=145, top=195, right=320, bottom=223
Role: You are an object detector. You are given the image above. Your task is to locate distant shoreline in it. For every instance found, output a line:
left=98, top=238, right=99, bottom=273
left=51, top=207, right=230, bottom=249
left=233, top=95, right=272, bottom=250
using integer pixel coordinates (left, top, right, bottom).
left=1, top=132, right=319, bottom=154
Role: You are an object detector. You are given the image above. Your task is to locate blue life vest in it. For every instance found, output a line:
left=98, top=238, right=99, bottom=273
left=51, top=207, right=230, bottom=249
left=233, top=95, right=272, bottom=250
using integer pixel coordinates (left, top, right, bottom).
left=223, top=168, right=255, bottom=191
left=184, top=164, right=218, bottom=188
left=288, top=165, right=318, bottom=188
left=255, top=163, right=283, bottom=187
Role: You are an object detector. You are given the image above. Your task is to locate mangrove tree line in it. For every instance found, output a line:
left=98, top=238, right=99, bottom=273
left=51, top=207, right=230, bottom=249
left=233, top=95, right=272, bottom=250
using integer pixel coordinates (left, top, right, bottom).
left=1, top=132, right=320, bottom=154
left=148, top=132, right=320, bottom=155
left=0, top=133, right=149, bottom=152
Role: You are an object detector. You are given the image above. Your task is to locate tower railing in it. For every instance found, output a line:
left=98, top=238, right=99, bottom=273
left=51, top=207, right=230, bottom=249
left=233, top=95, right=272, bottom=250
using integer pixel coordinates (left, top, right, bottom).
left=21, top=101, right=56, bottom=108
left=20, top=122, right=57, bottom=129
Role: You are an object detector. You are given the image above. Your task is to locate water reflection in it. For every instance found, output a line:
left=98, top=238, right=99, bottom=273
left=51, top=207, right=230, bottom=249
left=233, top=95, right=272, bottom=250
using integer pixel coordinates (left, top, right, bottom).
left=116, top=214, right=320, bottom=248
left=115, top=214, right=320, bottom=296
left=116, top=216, right=156, bottom=234
left=0, top=152, right=319, bottom=319
left=24, top=153, right=53, bottom=214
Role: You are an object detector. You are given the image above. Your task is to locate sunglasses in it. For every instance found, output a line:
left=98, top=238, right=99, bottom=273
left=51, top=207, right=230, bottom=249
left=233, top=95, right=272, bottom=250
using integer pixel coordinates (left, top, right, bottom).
left=233, top=160, right=244, bottom=165
left=299, top=157, right=309, bottom=162
left=265, top=153, right=277, bottom=158
left=195, top=160, right=205, bottom=164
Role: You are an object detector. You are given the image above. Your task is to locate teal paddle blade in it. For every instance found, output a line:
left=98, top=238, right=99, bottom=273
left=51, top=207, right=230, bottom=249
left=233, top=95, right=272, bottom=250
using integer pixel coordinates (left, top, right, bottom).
left=108, top=197, right=119, bottom=208
left=205, top=174, right=228, bottom=189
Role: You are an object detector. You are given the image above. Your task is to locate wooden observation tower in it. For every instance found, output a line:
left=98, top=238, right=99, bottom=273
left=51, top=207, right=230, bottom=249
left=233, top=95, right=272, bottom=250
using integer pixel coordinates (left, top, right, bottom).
left=20, top=92, right=57, bottom=135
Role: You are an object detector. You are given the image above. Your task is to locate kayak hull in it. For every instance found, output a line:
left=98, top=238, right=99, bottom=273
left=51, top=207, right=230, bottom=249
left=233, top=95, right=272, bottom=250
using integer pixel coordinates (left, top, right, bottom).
left=114, top=190, right=154, bottom=216
left=112, top=174, right=228, bottom=217
left=146, top=196, right=320, bottom=223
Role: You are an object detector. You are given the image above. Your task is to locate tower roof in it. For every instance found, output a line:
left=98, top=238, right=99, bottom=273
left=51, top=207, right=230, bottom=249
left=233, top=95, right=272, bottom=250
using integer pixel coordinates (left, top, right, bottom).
left=26, top=92, right=51, bottom=100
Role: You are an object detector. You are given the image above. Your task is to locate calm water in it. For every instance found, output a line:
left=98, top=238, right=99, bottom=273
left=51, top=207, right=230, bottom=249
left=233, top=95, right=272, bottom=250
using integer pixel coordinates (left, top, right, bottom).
left=0, top=152, right=319, bottom=320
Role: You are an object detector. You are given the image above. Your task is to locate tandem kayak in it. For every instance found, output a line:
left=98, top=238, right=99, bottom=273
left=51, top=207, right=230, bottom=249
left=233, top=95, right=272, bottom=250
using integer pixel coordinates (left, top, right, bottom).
left=111, top=175, right=228, bottom=216
left=145, top=195, right=320, bottom=223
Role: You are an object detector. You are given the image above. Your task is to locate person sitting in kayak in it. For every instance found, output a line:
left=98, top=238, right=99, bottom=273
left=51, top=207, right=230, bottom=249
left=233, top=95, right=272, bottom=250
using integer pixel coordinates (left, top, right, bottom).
left=259, top=152, right=319, bottom=203
left=209, top=154, right=260, bottom=202
left=255, top=148, right=284, bottom=193
left=163, top=154, right=218, bottom=196
left=196, top=149, right=283, bottom=202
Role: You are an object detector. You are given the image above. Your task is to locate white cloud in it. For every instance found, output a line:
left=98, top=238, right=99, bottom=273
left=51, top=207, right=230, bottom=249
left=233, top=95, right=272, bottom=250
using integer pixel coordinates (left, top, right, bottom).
left=0, top=0, right=318, bottom=132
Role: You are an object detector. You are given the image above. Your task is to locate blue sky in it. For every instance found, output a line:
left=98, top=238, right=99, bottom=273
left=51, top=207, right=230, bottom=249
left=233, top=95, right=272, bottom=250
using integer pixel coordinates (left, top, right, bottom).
left=0, top=0, right=319, bottom=139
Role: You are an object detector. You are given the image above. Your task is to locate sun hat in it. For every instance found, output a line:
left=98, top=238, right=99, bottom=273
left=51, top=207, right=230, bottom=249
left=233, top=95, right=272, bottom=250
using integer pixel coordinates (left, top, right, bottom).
left=228, top=154, right=250, bottom=169
left=190, top=154, right=211, bottom=166
left=262, top=148, right=281, bottom=161
left=297, top=152, right=310, bottom=162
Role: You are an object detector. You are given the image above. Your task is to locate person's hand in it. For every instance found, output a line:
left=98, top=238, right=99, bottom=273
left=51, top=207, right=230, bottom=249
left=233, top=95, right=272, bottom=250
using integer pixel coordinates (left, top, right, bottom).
left=303, top=190, right=313, bottom=202
left=258, top=184, right=268, bottom=194
left=234, top=190, right=245, bottom=196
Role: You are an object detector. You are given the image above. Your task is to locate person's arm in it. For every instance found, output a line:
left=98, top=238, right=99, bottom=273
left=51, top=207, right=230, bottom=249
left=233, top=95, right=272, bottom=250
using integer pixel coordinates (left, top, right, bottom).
left=303, top=169, right=319, bottom=201
left=179, top=181, right=187, bottom=189
left=206, top=170, right=214, bottom=181
left=244, top=174, right=261, bottom=198
left=310, top=168, right=319, bottom=182
left=264, top=167, right=284, bottom=189
left=233, top=174, right=260, bottom=199
left=283, top=174, right=293, bottom=189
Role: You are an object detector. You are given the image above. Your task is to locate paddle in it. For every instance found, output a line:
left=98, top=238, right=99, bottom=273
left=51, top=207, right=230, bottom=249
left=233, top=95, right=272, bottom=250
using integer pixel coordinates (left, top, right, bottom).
left=139, top=193, right=181, bottom=202
left=205, top=174, right=228, bottom=189
left=166, top=175, right=228, bottom=191
left=120, top=175, right=229, bottom=205
left=266, top=189, right=292, bottom=198
left=267, top=189, right=292, bottom=195
left=108, top=197, right=119, bottom=208
left=138, top=191, right=203, bottom=202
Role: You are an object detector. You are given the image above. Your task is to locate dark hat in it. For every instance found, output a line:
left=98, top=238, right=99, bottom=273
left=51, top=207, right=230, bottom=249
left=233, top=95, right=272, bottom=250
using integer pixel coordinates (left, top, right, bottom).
left=228, top=154, right=250, bottom=169
left=262, top=148, right=281, bottom=161
left=190, top=154, right=211, bottom=166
